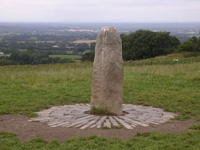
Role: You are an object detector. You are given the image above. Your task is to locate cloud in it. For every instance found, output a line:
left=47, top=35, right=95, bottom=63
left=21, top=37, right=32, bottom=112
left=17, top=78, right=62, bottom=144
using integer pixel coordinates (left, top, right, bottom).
left=0, top=0, right=200, bottom=22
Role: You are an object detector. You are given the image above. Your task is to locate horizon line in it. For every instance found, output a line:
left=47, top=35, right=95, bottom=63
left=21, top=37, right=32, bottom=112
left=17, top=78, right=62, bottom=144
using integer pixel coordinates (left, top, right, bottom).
left=0, top=21, right=200, bottom=24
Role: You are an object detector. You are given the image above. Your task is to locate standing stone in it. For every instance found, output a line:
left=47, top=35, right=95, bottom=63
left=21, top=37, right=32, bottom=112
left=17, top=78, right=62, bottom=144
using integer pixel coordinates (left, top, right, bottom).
left=91, top=26, right=123, bottom=115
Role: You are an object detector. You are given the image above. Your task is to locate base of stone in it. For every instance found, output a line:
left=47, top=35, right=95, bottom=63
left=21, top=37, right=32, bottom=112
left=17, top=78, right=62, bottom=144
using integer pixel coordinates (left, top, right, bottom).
left=29, top=104, right=176, bottom=130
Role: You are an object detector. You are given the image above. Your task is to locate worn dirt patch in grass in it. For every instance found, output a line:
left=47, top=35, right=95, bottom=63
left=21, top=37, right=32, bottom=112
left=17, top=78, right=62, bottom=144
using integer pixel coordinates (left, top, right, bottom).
left=0, top=115, right=198, bottom=141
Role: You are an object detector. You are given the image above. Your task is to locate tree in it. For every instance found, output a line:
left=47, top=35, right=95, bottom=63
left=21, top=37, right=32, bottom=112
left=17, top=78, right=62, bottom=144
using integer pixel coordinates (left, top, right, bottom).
left=90, top=42, right=96, bottom=50
left=178, top=36, right=200, bottom=52
left=82, top=51, right=94, bottom=61
left=178, top=41, right=196, bottom=52
left=0, top=57, right=13, bottom=65
left=82, top=30, right=181, bottom=62
left=121, top=30, right=180, bottom=61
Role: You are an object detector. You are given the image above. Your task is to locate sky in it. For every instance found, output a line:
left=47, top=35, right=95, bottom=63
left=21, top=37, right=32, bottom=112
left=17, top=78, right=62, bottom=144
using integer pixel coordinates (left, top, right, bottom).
left=0, top=0, right=200, bottom=23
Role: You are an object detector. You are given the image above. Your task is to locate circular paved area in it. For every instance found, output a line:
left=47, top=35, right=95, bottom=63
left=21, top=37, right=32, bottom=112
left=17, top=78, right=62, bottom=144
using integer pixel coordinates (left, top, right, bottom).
left=30, top=104, right=176, bottom=129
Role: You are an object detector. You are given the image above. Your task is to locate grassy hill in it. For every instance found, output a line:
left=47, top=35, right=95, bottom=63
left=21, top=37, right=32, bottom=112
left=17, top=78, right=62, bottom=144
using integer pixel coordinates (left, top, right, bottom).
left=0, top=52, right=200, bottom=149
left=126, top=52, right=200, bottom=66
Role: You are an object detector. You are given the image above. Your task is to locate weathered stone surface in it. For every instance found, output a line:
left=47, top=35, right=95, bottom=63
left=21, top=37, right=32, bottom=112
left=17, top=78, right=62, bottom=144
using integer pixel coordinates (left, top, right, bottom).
left=91, top=26, right=123, bottom=115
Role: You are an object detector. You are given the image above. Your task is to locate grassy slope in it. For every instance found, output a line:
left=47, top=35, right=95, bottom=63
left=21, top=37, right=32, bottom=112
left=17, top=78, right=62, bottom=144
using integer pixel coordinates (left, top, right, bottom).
left=0, top=52, right=200, bottom=149
left=0, top=52, right=199, bottom=120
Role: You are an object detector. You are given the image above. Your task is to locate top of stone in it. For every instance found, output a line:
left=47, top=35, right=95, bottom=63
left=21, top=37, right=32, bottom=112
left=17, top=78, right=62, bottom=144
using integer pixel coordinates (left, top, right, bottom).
left=100, top=26, right=117, bottom=33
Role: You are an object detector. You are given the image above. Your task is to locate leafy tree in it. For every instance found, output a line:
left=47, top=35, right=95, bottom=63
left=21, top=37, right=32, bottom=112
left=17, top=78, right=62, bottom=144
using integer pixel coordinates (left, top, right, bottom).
left=82, top=51, right=94, bottom=61
left=178, top=36, right=200, bottom=52
left=82, top=30, right=180, bottom=62
left=178, top=41, right=196, bottom=52
left=90, top=42, right=96, bottom=50
left=189, top=36, right=198, bottom=44
left=0, top=57, right=13, bottom=65
left=121, top=30, right=180, bottom=60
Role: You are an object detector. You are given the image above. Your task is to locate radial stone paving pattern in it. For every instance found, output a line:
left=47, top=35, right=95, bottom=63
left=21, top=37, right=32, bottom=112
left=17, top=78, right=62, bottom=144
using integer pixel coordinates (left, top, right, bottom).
left=29, top=104, right=176, bottom=130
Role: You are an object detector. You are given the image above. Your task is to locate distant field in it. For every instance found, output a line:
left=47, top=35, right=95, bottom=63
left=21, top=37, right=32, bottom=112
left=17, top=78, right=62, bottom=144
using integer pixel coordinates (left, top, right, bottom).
left=83, top=50, right=92, bottom=54
left=66, top=50, right=73, bottom=54
left=49, top=55, right=82, bottom=61
left=18, top=49, right=27, bottom=52
left=73, top=39, right=96, bottom=44
left=0, top=52, right=200, bottom=149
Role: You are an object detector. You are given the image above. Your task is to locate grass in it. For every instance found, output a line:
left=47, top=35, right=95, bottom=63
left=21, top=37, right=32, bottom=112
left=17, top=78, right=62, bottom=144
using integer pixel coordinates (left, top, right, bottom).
left=1, top=52, right=199, bottom=119
left=190, top=124, right=200, bottom=130
left=0, top=62, right=92, bottom=117
left=0, top=131, right=200, bottom=150
left=0, top=52, right=200, bottom=149
left=123, top=62, right=200, bottom=120
left=83, top=50, right=92, bottom=54
left=66, top=50, right=73, bottom=54
left=126, top=52, right=200, bottom=66
left=90, top=107, right=114, bottom=115
left=17, top=49, right=28, bottom=52
left=49, top=55, right=82, bottom=61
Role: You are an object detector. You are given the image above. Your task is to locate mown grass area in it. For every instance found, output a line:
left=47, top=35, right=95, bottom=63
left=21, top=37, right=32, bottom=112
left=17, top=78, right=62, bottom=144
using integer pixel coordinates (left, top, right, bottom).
left=0, top=62, right=92, bottom=117
left=0, top=52, right=199, bottom=120
left=0, top=52, right=200, bottom=149
left=1, top=131, right=200, bottom=150
left=49, top=55, right=82, bottom=61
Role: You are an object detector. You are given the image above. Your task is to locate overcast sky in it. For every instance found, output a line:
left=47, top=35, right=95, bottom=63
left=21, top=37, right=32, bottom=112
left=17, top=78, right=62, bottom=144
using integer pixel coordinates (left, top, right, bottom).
left=0, top=0, right=200, bottom=23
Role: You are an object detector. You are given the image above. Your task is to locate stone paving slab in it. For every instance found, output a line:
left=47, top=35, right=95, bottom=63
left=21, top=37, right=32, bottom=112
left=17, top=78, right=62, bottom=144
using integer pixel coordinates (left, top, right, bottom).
left=29, top=104, right=176, bottom=129
left=113, top=116, right=133, bottom=129
left=104, top=119, right=111, bottom=128
left=108, top=116, right=120, bottom=127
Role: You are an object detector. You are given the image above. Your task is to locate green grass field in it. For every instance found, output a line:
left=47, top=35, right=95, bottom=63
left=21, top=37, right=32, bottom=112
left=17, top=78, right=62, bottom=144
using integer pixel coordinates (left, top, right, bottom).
left=49, top=55, right=82, bottom=61
left=1, top=131, right=200, bottom=150
left=66, top=50, right=73, bottom=55
left=0, top=52, right=200, bottom=149
left=17, top=49, right=28, bottom=52
left=83, top=50, right=92, bottom=54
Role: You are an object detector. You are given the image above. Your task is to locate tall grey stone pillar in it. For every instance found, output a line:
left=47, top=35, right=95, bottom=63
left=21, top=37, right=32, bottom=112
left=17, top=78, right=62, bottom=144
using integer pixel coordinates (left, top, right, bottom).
left=91, top=26, right=123, bottom=115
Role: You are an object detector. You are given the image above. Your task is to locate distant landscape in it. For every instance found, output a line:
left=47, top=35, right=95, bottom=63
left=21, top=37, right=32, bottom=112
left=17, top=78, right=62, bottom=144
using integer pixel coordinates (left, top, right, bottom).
left=0, top=23, right=200, bottom=65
